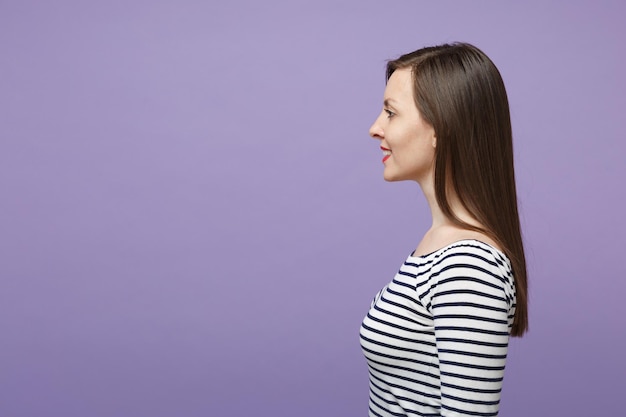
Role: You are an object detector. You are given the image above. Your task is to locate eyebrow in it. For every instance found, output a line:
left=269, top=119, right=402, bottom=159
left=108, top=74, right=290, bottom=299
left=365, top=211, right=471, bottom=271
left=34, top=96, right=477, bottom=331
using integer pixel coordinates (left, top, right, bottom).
left=384, top=98, right=398, bottom=107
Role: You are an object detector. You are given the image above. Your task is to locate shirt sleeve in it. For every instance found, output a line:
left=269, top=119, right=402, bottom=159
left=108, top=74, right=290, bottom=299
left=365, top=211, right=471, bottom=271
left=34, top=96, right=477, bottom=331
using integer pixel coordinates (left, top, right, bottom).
left=428, top=251, right=514, bottom=417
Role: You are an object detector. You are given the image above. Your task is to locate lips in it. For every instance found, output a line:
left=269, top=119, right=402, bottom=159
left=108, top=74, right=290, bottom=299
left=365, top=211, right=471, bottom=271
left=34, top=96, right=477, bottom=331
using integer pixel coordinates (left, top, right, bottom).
left=381, top=146, right=391, bottom=163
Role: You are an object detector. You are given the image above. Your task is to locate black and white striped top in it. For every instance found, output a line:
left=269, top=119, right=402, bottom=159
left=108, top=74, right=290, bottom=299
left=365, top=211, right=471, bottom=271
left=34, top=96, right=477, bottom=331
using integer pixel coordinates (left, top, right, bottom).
left=360, top=240, right=516, bottom=417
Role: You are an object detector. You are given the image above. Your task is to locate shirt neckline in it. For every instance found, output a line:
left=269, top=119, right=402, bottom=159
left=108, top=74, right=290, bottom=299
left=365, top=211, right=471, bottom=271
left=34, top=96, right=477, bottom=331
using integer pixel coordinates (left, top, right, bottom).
left=408, top=239, right=506, bottom=260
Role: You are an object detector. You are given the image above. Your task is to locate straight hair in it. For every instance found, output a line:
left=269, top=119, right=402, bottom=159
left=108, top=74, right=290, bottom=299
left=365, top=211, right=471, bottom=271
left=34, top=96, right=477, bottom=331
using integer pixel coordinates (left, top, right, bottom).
left=386, top=43, right=528, bottom=336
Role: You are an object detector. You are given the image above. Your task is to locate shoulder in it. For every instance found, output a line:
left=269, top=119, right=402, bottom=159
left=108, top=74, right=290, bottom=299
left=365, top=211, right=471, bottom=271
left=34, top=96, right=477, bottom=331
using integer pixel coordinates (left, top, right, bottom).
left=431, top=240, right=510, bottom=271
left=413, top=225, right=502, bottom=258
left=422, top=240, right=515, bottom=305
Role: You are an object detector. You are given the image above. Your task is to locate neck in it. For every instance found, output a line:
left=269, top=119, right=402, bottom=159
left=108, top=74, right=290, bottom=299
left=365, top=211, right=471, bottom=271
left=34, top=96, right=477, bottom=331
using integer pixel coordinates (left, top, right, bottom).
left=419, top=178, right=448, bottom=229
left=414, top=175, right=501, bottom=255
left=418, top=175, right=481, bottom=231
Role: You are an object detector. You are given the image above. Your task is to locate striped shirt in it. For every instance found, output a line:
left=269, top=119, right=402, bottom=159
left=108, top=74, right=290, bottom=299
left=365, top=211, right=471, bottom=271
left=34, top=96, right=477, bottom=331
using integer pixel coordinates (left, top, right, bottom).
left=360, top=240, right=516, bottom=417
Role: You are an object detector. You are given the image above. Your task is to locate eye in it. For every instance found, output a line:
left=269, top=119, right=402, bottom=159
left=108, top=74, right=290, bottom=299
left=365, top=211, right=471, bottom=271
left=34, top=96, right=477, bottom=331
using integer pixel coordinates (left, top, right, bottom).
left=384, top=109, right=395, bottom=119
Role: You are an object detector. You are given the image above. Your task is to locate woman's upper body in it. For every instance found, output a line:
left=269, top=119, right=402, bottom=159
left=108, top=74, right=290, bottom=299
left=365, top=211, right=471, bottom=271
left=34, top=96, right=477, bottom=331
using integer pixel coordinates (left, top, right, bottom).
left=367, top=42, right=527, bottom=336
left=360, top=239, right=515, bottom=416
left=362, top=42, right=527, bottom=416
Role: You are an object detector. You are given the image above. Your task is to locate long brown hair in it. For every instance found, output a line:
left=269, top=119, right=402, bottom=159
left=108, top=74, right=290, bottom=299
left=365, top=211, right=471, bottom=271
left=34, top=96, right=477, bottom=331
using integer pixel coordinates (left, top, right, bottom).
left=387, top=43, right=528, bottom=336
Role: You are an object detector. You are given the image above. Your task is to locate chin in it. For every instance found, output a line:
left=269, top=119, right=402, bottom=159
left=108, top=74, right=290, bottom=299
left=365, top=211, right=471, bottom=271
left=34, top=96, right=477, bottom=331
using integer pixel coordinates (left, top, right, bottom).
left=384, top=171, right=419, bottom=183
left=383, top=173, right=402, bottom=182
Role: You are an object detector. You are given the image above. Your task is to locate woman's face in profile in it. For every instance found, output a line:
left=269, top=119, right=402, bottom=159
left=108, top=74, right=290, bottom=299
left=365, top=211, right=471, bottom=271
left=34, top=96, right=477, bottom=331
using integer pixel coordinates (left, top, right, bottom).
left=369, top=68, right=437, bottom=184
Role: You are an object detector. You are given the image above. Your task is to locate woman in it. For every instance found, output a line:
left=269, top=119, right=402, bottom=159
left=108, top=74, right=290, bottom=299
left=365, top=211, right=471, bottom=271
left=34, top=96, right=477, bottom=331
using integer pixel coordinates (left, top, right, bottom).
left=360, top=43, right=528, bottom=417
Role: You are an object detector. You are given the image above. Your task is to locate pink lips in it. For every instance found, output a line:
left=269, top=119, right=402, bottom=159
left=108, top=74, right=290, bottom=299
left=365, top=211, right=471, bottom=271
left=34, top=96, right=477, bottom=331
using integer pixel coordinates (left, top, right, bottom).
left=381, top=146, right=391, bottom=163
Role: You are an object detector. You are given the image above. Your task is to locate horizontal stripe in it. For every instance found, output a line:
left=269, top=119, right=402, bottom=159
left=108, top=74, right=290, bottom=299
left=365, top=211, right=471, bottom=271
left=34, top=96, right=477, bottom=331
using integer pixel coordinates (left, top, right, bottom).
left=441, top=403, right=499, bottom=417
left=434, top=314, right=508, bottom=325
left=435, top=326, right=510, bottom=336
left=434, top=289, right=507, bottom=303
left=433, top=301, right=508, bottom=313
left=436, top=337, right=509, bottom=348
left=442, top=392, right=501, bottom=405
left=366, top=312, right=434, bottom=337
left=370, top=378, right=440, bottom=409
left=361, top=332, right=438, bottom=358
left=441, top=381, right=502, bottom=394
left=368, top=361, right=441, bottom=390
left=439, top=359, right=506, bottom=371
left=440, top=370, right=504, bottom=383
left=369, top=370, right=441, bottom=399
left=362, top=345, right=438, bottom=369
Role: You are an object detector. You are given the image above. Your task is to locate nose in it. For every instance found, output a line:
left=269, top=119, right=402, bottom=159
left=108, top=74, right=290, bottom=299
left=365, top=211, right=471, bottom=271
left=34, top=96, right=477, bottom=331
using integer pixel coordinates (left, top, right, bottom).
left=369, top=114, right=384, bottom=140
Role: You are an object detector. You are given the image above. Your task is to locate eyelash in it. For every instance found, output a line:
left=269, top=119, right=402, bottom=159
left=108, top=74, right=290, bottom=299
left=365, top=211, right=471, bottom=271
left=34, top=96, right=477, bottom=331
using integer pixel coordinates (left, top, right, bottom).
left=384, top=109, right=395, bottom=119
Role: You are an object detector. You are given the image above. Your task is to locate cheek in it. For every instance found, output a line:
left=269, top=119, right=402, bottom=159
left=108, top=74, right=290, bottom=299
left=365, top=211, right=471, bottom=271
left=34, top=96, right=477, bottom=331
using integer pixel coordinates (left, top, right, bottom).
left=387, top=127, right=409, bottom=148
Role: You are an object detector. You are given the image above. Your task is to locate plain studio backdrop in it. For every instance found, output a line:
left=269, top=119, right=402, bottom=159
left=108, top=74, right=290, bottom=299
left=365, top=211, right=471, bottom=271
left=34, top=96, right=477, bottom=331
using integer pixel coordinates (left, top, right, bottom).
left=1, top=1, right=624, bottom=416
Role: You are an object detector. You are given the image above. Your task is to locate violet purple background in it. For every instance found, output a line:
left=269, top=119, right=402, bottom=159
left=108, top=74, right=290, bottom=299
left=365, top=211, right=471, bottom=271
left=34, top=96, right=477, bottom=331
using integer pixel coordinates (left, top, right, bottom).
left=1, top=1, right=625, bottom=416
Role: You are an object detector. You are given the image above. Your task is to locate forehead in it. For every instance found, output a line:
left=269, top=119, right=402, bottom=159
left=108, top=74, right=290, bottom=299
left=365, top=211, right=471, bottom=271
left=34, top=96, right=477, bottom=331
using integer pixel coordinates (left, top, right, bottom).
left=384, top=68, right=414, bottom=104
